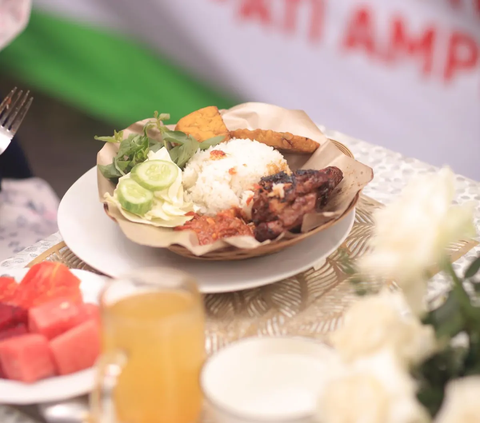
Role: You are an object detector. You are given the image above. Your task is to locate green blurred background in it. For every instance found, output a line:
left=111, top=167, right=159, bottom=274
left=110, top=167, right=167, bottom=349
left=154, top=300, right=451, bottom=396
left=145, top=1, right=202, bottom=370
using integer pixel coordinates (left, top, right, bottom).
left=0, top=10, right=236, bottom=196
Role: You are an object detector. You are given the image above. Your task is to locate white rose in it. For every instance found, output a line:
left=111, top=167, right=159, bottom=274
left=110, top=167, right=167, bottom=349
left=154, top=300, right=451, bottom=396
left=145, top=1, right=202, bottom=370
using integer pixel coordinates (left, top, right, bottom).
left=330, top=291, right=436, bottom=367
left=358, top=167, right=476, bottom=316
left=317, top=349, right=430, bottom=423
left=435, top=376, right=480, bottom=423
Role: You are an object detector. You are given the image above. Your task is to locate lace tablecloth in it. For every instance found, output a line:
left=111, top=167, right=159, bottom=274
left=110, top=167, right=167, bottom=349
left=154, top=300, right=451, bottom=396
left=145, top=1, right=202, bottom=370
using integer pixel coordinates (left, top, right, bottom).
left=1, top=129, right=479, bottom=423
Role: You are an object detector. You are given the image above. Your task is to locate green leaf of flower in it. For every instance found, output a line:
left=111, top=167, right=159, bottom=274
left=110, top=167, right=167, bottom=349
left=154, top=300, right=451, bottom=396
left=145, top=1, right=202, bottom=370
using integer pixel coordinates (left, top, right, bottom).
left=423, top=291, right=466, bottom=339
left=415, top=346, right=468, bottom=417
left=465, top=256, right=480, bottom=279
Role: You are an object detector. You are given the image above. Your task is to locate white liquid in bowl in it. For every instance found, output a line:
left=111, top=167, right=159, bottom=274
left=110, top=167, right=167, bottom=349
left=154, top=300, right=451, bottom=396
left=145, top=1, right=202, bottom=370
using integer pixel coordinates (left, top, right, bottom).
left=235, top=355, right=326, bottom=417
left=201, top=338, right=341, bottom=422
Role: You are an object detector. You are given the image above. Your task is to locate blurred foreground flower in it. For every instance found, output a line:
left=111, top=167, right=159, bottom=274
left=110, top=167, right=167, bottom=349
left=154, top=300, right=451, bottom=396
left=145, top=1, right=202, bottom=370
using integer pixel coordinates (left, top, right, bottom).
left=434, top=376, right=480, bottom=423
left=317, top=349, right=430, bottom=423
left=318, top=167, right=480, bottom=423
left=358, top=167, right=475, bottom=315
left=330, top=291, right=436, bottom=367
left=318, top=250, right=480, bottom=423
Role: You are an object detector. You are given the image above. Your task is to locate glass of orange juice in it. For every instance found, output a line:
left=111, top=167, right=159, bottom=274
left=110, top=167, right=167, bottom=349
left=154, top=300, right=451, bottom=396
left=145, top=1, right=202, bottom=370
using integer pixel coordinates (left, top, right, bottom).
left=90, top=267, right=205, bottom=423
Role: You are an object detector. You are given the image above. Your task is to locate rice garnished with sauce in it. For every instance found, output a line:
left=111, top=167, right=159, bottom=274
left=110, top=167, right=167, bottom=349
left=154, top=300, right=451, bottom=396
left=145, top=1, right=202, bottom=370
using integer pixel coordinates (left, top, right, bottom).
left=183, top=138, right=290, bottom=215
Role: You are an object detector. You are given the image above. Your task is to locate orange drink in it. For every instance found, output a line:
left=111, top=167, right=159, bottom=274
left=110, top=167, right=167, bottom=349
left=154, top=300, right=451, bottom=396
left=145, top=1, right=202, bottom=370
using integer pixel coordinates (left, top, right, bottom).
left=91, top=268, right=205, bottom=423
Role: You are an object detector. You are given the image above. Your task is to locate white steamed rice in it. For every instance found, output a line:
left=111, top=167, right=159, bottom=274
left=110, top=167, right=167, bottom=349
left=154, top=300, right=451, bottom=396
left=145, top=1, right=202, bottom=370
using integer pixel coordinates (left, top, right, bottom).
left=183, top=138, right=290, bottom=216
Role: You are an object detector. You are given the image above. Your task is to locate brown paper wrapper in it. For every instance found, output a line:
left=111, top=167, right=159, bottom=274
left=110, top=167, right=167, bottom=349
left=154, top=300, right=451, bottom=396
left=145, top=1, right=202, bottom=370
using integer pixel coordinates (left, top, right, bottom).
left=97, top=102, right=374, bottom=256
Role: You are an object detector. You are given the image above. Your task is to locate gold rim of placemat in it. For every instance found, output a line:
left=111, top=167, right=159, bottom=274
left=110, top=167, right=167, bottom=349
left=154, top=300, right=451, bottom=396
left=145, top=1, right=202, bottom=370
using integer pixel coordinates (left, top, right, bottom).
left=26, top=194, right=478, bottom=352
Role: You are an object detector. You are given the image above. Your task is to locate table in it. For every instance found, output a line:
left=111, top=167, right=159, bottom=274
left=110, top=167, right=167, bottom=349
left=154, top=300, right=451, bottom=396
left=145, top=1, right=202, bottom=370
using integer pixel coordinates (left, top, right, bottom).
left=1, top=128, right=479, bottom=423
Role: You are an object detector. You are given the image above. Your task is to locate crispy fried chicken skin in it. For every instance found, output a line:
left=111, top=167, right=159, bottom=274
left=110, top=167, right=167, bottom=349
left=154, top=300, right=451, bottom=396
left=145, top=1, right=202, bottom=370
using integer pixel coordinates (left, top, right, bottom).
left=230, top=128, right=319, bottom=154
left=251, top=167, right=343, bottom=242
left=175, top=208, right=254, bottom=245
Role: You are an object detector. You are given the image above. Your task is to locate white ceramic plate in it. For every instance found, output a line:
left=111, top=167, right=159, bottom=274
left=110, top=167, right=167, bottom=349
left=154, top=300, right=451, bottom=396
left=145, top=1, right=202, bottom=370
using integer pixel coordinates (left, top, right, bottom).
left=58, top=167, right=354, bottom=293
left=0, top=269, right=106, bottom=404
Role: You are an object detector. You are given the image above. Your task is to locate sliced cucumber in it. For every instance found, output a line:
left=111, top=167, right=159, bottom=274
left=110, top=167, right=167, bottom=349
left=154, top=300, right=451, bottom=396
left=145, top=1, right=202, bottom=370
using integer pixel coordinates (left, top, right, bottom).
left=131, top=160, right=178, bottom=191
left=117, top=179, right=153, bottom=215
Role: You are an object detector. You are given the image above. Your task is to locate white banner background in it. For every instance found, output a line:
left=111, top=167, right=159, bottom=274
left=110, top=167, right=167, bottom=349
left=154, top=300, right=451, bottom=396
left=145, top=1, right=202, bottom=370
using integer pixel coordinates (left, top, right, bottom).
left=34, top=0, right=480, bottom=180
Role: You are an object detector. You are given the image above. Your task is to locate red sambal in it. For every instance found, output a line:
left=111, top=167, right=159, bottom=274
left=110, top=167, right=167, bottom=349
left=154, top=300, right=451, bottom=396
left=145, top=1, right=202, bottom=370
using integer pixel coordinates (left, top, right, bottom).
left=210, top=150, right=226, bottom=160
left=175, top=208, right=254, bottom=245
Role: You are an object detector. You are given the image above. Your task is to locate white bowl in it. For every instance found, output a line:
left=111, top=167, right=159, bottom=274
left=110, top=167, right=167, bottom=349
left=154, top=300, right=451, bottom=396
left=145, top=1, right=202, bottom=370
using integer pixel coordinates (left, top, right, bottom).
left=200, top=337, right=341, bottom=423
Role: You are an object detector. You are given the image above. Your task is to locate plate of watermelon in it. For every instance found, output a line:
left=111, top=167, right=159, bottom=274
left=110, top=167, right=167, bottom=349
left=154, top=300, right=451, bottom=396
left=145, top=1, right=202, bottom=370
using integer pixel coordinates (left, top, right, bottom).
left=0, top=263, right=107, bottom=404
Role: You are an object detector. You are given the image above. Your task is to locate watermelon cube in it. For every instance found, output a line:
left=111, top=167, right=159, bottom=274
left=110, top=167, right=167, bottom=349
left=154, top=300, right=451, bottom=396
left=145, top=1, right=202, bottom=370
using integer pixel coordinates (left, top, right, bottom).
left=0, top=324, right=28, bottom=341
left=16, top=263, right=82, bottom=308
left=78, top=303, right=100, bottom=325
left=0, top=303, right=28, bottom=331
left=0, top=277, right=19, bottom=303
left=0, top=334, right=56, bottom=382
left=29, top=298, right=83, bottom=340
left=49, top=320, right=100, bottom=376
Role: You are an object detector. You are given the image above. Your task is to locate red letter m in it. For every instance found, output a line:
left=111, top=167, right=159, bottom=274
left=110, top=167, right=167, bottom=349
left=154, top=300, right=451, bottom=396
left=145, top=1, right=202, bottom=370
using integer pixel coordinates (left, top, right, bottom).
left=388, top=17, right=436, bottom=76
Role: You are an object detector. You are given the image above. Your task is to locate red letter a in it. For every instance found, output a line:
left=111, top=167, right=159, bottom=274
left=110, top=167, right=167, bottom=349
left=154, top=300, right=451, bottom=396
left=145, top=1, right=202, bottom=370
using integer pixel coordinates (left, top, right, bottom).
left=342, top=6, right=376, bottom=57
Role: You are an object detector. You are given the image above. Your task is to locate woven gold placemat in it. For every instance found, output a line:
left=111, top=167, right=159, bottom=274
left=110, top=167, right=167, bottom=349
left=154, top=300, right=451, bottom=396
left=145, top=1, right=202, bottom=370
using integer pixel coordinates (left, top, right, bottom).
left=27, top=195, right=478, bottom=352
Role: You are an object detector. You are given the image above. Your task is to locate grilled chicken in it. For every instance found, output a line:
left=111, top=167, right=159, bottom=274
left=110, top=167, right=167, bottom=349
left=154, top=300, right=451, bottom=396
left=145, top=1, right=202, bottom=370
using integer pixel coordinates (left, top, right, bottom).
left=252, top=167, right=343, bottom=241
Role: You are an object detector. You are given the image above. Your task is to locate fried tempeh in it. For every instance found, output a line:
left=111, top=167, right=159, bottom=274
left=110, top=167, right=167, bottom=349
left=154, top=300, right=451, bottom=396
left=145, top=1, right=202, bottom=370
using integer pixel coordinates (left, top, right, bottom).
left=230, top=128, right=319, bottom=154
left=175, top=106, right=230, bottom=143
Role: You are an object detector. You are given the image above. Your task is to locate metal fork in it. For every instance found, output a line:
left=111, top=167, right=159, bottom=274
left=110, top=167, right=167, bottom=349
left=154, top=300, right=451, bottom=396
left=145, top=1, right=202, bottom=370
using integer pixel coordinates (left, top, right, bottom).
left=0, top=87, right=34, bottom=154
